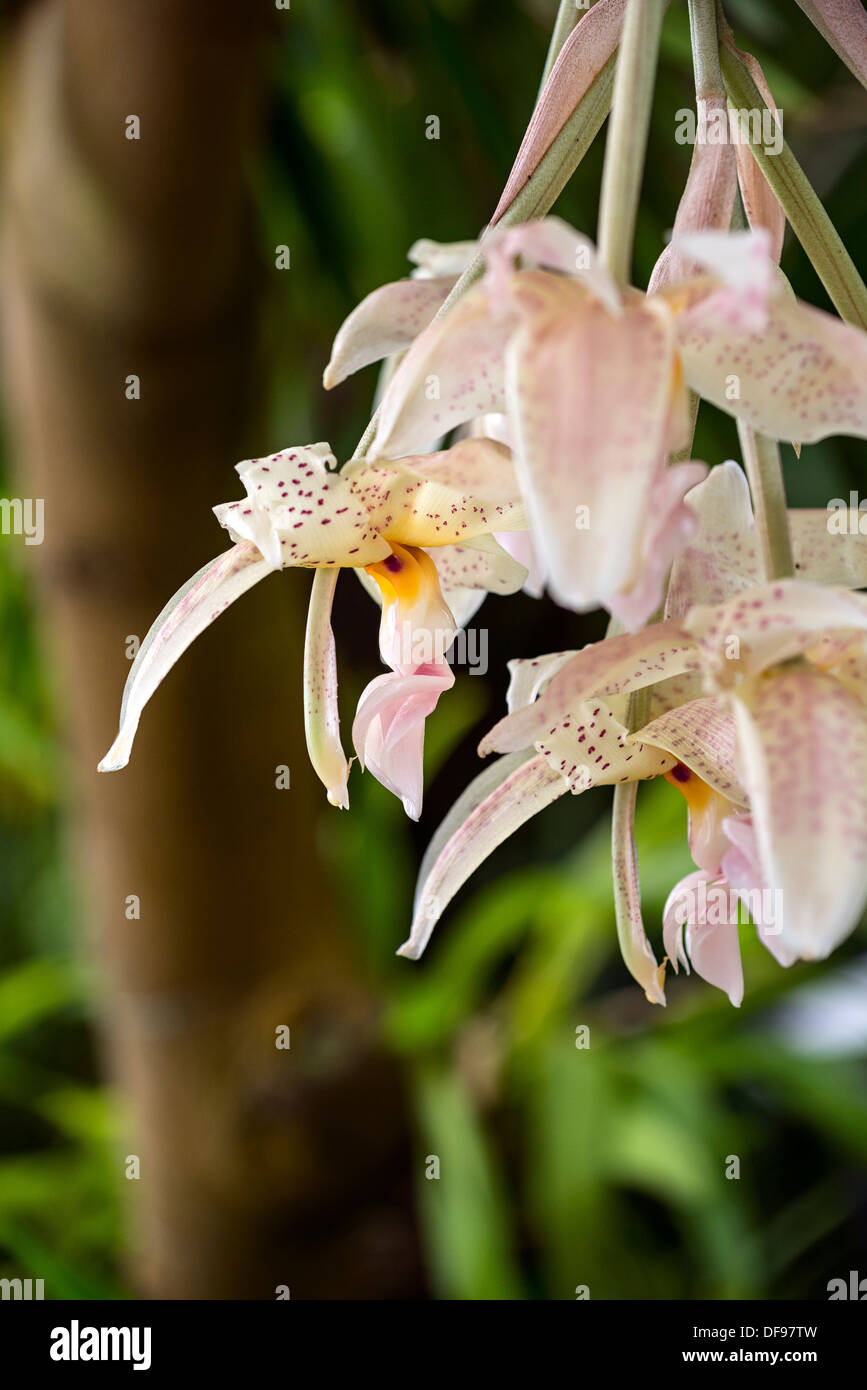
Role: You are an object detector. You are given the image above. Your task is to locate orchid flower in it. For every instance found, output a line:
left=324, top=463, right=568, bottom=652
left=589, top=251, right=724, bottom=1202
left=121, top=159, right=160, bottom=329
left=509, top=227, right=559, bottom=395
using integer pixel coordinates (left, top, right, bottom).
left=99, top=438, right=529, bottom=818
left=401, top=462, right=867, bottom=1005
left=326, top=216, right=867, bottom=629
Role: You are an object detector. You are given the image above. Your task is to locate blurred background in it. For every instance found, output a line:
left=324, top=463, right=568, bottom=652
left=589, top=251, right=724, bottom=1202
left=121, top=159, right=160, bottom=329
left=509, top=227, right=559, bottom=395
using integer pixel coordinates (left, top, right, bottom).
left=0, top=0, right=865, bottom=1300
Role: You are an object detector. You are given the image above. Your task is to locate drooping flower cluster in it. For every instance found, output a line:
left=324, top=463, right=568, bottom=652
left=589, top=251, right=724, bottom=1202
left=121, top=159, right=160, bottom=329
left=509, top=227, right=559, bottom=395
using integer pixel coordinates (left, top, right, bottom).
left=99, top=0, right=867, bottom=1006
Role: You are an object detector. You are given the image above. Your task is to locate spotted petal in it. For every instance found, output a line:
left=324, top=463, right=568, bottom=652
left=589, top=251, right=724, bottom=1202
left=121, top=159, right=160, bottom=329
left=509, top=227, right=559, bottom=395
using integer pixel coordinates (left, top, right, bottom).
left=214, top=443, right=390, bottom=569
left=99, top=541, right=272, bottom=772
left=634, top=694, right=747, bottom=806
left=399, top=752, right=567, bottom=958
left=479, top=621, right=699, bottom=756
left=733, top=668, right=867, bottom=959
left=324, top=276, right=457, bottom=389
left=346, top=438, right=527, bottom=548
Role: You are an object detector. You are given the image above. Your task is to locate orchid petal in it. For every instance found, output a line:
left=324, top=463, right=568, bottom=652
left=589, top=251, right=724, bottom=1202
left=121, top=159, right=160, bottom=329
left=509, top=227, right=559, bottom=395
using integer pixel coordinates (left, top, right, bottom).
left=720, top=814, right=798, bottom=967
left=408, top=239, right=479, bottom=277
left=214, top=443, right=390, bottom=570
left=535, top=697, right=674, bottom=793
left=484, top=217, right=620, bottom=314
left=370, top=282, right=508, bottom=460
left=685, top=912, right=745, bottom=1008
left=733, top=668, right=867, bottom=959
left=324, top=277, right=457, bottom=388
left=686, top=580, right=867, bottom=687
left=635, top=694, right=747, bottom=807
left=347, top=438, right=527, bottom=548
left=304, top=567, right=350, bottom=808
left=612, top=781, right=666, bottom=1005
left=606, top=460, right=708, bottom=630
left=490, top=0, right=626, bottom=223
left=505, top=651, right=578, bottom=714
left=99, top=541, right=271, bottom=772
left=662, top=870, right=705, bottom=973
left=430, top=534, right=528, bottom=629
left=505, top=293, right=688, bottom=620
left=399, top=752, right=567, bottom=957
left=353, top=662, right=455, bottom=820
left=677, top=277, right=867, bottom=442
left=494, top=527, right=546, bottom=598
left=479, top=621, right=699, bottom=756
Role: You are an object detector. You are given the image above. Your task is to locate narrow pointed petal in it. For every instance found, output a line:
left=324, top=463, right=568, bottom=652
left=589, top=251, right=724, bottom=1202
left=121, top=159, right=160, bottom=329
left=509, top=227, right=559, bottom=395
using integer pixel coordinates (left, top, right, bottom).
left=506, top=294, right=687, bottom=619
left=666, top=461, right=757, bottom=617
left=647, top=97, right=738, bottom=293
left=370, top=283, right=508, bottom=460
left=99, top=542, right=271, bottom=772
left=663, top=870, right=705, bottom=973
left=353, top=662, right=455, bottom=820
left=494, top=528, right=546, bottom=598
left=733, top=669, right=867, bottom=959
left=794, top=0, right=867, bottom=89
left=612, top=781, right=666, bottom=1005
left=324, top=276, right=457, bottom=388
left=490, top=0, right=626, bottom=223
left=214, top=443, right=390, bottom=569
left=303, top=568, right=350, bottom=808
left=347, top=438, right=527, bottom=548
left=399, top=752, right=567, bottom=958
left=479, top=621, right=698, bottom=756
left=677, top=279, right=867, bottom=442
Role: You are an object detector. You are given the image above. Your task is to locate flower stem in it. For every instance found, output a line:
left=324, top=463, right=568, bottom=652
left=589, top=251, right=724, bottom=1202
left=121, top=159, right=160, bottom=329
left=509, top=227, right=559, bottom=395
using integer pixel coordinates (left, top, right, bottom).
left=736, top=422, right=795, bottom=581
left=719, top=40, right=867, bottom=330
left=597, top=0, right=666, bottom=284
left=688, top=0, right=723, bottom=99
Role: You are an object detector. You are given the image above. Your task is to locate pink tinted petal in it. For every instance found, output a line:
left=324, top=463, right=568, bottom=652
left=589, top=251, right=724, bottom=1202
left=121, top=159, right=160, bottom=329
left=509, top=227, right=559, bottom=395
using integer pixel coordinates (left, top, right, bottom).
left=733, top=669, right=867, bottom=959
left=647, top=97, right=738, bottom=294
left=665, top=461, right=759, bottom=617
left=353, top=662, right=455, bottom=820
left=370, top=283, right=508, bottom=460
left=491, top=0, right=626, bottom=224
left=505, top=650, right=578, bottom=713
left=494, top=528, right=546, bottom=598
left=721, top=814, right=797, bottom=967
left=505, top=295, right=684, bottom=620
left=479, top=621, right=698, bottom=756
left=99, top=542, right=271, bottom=772
left=400, top=752, right=567, bottom=957
left=324, top=276, right=457, bottom=388
left=677, top=280, right=867, bottom=442
left=663, top=869, right=708, bottom=972
left=607, top=460, right=708, bottom=630
left=687, top=580, right=867, bottom=688
left=685, top=913, right=744, bottom=1008
left=794, top=0, right=867, bottom=88
left=484, top=217, right=619, bottom=313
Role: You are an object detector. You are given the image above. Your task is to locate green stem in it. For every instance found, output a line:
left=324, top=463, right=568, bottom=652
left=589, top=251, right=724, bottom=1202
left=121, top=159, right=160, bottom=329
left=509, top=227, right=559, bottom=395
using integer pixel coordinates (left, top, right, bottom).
left=719, top=42, right=867, bottom=329
left=597, top=0, right=666, bottom=284
left=736, top=422, right=795, bottom=581
left=688, top=0, right=723, bottom=98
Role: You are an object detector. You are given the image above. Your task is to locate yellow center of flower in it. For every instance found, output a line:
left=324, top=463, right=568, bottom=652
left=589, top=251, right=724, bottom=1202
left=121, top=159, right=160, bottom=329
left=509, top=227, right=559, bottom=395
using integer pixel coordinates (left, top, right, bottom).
left=664, top=762, right=736, bottom=876
left=364, top=541, right=441, bottom=612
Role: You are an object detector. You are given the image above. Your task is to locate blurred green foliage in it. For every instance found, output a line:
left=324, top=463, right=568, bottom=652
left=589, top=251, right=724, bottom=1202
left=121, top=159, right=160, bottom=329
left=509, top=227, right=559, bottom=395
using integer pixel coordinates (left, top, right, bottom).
left=1, top=0, right=866, bottom=1299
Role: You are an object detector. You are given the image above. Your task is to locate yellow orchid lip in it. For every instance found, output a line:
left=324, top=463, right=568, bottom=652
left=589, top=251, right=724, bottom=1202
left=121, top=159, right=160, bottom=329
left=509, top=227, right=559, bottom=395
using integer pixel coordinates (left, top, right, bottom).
left=664, top=760, right=714, bottom=814
left=364, top=541, right=441, bottom=611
